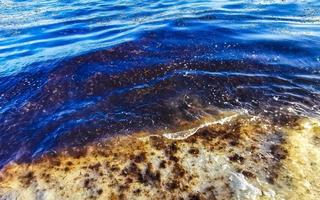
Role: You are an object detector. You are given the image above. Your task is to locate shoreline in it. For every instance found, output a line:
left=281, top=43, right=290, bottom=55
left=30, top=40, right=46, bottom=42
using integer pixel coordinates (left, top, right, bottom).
left=1, top=110, right=319, bottom=199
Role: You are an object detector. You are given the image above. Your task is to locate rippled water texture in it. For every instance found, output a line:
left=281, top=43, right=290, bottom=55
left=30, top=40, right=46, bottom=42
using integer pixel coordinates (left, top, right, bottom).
left=0, top=0, right=320, bottom=167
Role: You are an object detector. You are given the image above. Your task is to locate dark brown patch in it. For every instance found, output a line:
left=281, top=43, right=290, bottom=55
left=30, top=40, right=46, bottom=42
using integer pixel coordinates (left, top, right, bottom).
left=96, top=150, right=108, bottom=157
left=121, top=162, right=140, bottom=177
left=110, top=165, right=120, bottom=172
left=126, top=178, right=133, bottom=184
left=41, top=173, right=50, bottom=179
left=169, top=156, right=179, bottom=162
left=83, top=178, right=97, bottom=191
left=118, top=184, right=129, bottom=192
left=118, top=193, right=126, bottom=200
left=84, top=179, right=91, bottom=189
left=172, top=163, right=185, bottom=177
left=242, top=170, right=256, bottom=178
left=229, top=140, right=239, bottom=146
left=166, top=180, right=180, bottom=191
left=221, top=123, right=241, bottom=145
left=313, top=135, right=320, bottom=146
left=188, top=148, right=199, bottom=155
left=165, top=142, right=178, bottom=157
left=159, top=160, right=166, bottom=168
left=266, top=159, right=283, bottom=185
left=204, top=186, right=217, bottom=200
left=133, top=152, right=146, bottom=163
left=88, top=163, right=101, bottom=171
left=196, top=128, right=217, bottom=140
left=97, top=189, right=103, bottom=195
left=228, top=154, right=245, bottom=164
left=133, top=189, right=141, bottom=195
left=188, top=193, right=204, bottom=200
left=270, top=144, right=287, bottom=160
left=66, top=161, right=73, bottom=166
left=20, top=171, right=35, bottom=187
left=185, top=135, right=197, bottom=143
left=267, top=171, right=279, bottom=184
left=149, top=136, right=166, bottom=150
left=138, top=163, right=161, bottom=186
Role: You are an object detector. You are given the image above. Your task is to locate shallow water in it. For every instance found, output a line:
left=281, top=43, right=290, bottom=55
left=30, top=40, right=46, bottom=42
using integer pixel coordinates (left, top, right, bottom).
left=0, top=0, right=320, bottom=167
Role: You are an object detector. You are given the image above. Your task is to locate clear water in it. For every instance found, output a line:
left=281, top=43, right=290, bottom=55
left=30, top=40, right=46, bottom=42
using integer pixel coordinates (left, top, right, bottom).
left=0, top=0, right=320, bottom=167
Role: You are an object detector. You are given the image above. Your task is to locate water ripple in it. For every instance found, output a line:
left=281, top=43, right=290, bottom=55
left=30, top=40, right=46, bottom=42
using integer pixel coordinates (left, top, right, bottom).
left=0, top=0, right=320, bottom=167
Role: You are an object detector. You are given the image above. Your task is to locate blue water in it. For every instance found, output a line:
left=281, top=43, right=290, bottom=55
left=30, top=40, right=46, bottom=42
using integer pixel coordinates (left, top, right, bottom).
left=0, top=0, right=320, bottom=167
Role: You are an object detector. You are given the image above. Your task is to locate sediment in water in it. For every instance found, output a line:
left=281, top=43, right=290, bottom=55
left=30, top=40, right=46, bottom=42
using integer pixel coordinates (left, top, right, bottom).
left=0, top=110, right=319, bottom=200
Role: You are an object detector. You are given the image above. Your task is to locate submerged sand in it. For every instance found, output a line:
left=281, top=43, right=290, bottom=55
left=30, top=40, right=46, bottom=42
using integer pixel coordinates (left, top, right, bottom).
left=0, top=110, right=319, bottom=200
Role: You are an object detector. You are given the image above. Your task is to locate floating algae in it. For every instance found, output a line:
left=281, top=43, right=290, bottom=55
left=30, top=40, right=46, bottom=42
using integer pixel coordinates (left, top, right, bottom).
left=0, top=110, right=319, bottom=200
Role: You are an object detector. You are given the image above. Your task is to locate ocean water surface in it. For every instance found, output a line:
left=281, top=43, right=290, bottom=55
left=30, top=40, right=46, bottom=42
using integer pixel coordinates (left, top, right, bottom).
left=0, top=0, right=320, bottom=168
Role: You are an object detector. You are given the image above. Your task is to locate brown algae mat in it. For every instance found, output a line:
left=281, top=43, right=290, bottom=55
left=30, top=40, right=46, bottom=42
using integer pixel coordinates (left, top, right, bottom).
left=0, top=111, right=319, bottom=200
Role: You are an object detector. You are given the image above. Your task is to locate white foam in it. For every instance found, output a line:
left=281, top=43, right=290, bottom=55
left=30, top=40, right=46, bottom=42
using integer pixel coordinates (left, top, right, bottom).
left=163, top=114, right=238, bottom=140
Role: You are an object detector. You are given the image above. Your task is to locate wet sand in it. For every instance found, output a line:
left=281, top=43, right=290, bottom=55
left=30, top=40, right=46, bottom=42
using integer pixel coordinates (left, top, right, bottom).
left=0, top=110, right=319, bottom=200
